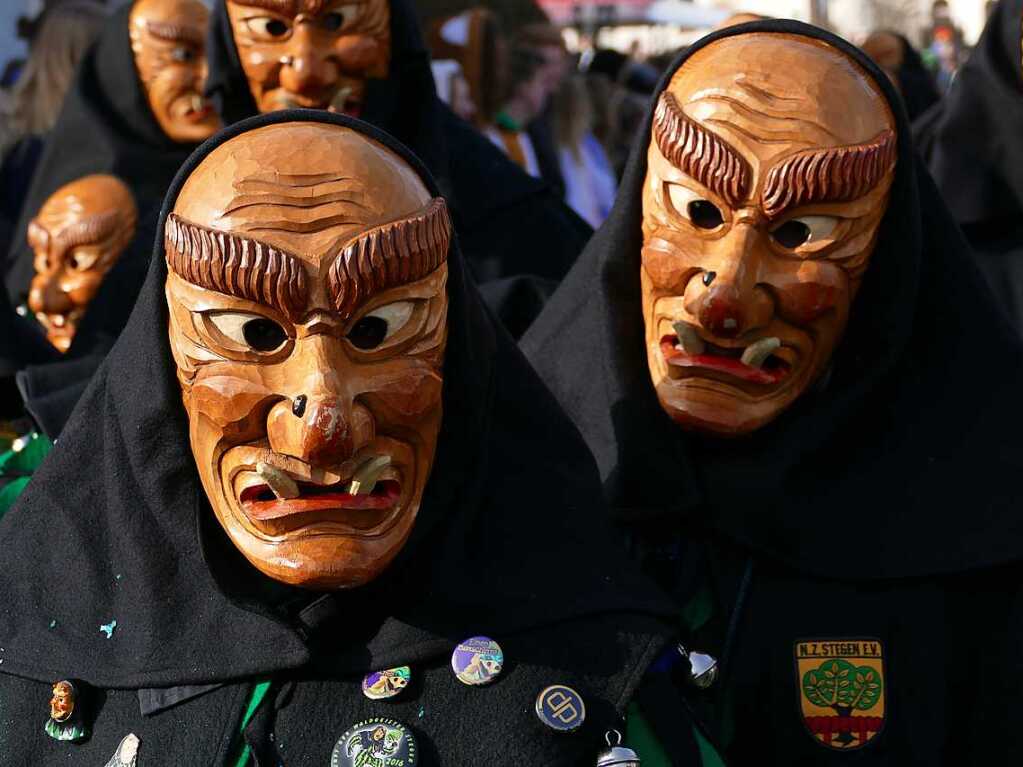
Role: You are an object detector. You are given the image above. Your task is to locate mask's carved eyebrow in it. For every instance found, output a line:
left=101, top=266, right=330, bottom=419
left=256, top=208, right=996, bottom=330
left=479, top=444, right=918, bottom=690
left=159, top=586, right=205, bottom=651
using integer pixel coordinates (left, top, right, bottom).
left=165, top=213, right=308, bottom=320
left=328, top=197, right=451, bottom=320
left=653, top=91, right=752, bottom=208
left=31, top=210, right=131, bottom=255
left=145, top=21, right=204, bottom=45
left=761, top=130, right=897, bottom=219
left=229, top=0, right=331, bottom=15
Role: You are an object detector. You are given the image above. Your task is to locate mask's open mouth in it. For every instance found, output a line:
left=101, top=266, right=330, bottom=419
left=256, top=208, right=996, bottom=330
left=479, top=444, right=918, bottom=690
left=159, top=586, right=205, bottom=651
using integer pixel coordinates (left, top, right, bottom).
left=235, top=455, right=402, bottom=534
left=660, top=322, right=792, bottom=386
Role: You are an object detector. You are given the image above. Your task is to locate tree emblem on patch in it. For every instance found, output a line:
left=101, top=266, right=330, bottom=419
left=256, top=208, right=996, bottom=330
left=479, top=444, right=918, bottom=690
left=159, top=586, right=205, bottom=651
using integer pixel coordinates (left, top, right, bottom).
left=795, top=639, right=886, bottom=750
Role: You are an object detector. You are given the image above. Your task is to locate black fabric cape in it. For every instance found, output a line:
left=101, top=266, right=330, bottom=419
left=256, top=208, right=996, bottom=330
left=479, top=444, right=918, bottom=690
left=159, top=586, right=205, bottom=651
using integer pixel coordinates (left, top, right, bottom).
left=524, top=20, right=1023, bottom=763
left=914, top=0, right=1023, bottom=331
left=0, top=110, right=678, bottom=765
left=206, top=0, right=591, bottom=288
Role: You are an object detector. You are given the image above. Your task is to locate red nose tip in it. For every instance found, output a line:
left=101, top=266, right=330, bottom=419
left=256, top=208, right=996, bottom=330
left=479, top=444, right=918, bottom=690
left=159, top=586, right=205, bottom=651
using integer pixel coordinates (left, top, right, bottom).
left=698, top=288, right=745, bottom=338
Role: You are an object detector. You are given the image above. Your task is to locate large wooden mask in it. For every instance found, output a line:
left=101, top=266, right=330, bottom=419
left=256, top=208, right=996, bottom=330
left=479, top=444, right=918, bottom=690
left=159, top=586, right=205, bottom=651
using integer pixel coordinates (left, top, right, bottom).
left=641, top=34, right=896, bottom=436
left=129, top=0, right=221, bottom=143
left=28, top=175, right=138, bottom=352
left=225, top=0, right=391, bottom=115
left=164, top=123, right=450, bottom=589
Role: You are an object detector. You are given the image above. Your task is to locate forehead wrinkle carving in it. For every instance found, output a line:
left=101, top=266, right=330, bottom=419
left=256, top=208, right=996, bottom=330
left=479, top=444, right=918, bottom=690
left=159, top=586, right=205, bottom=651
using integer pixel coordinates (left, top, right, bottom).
left=223, top=175, right=372, bottom=236
left=145, top=20, right=204, bottom=45
left=328, top=197, right=451, bottom=320
left=693, top=95, right=843, bottom=146
left=761, top=130, right=897, bottom=219
left=37, top=211, right=125, bottom=253
left=653, top=91, right=752, bottom=207
left=229, top=0, right=328, bottom=15
left=165, top=213, right=308, bottom=320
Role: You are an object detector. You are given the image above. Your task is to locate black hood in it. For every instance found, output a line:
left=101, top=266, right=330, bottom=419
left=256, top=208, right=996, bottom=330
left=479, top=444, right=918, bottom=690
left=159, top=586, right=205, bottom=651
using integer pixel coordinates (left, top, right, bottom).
left=0, top=110, right=672, bottom=690
left=914, top=0, right=1023, bottom=228
left=523, top=20, right=1023, bottom=580
left=3, top=3, right=200, bottom=355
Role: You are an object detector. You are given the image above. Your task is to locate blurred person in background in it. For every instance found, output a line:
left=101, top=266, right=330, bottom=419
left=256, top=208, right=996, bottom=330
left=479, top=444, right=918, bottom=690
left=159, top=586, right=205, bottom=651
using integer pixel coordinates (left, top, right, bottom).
left=0, top=1, right=106, bottom=261
left=492, top=44, right=547, bottom=176
left=552, top=73, right=615, bottom=228
left=582, top=48, right=655, bottom=178
left=916, top=0, right=1023, bottom=335
left=861, top=30, right=940, bottom=121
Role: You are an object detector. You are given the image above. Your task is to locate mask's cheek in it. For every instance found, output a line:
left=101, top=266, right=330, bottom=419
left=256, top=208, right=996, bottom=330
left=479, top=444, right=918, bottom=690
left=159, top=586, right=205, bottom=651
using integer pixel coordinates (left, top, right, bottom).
left=771, top=260, right=850, bottom=328
left=189, top=372, right=279, bottom=443
left=360, top=366, right=444, bottom=427
left=642, top=236, right=703, bottom=294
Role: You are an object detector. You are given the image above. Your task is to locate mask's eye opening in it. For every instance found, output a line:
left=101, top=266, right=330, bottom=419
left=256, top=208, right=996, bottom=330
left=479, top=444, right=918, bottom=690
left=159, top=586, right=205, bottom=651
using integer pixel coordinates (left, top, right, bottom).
left=688, top=200, right=724, bottom=230
left=242, top=317, right=288, bottom=352
left=771, top=220, right=811, bottom=248
left=346, top=300, right=416, bottom=351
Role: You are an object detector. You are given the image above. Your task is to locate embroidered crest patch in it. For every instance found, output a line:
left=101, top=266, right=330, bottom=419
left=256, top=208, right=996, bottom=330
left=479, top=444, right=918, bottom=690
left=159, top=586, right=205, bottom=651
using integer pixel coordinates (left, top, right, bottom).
left=795, top=639, right=885, bottom=750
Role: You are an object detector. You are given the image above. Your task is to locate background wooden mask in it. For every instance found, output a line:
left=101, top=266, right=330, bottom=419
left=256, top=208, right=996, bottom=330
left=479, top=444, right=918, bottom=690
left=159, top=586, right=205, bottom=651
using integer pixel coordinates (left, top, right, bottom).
left=27, top=174, right=138, bottom=352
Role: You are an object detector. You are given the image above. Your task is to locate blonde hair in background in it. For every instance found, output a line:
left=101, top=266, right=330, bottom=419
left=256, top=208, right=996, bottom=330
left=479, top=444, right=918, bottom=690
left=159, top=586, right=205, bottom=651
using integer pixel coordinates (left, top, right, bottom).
left=553, top=74, right=593, bottom=163
left=1, top=1, right=107, bottom=153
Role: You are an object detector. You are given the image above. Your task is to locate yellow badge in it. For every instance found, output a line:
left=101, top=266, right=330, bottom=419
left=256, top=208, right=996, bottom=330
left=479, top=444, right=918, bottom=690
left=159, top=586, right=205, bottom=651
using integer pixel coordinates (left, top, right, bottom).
left=795, top=639, right=885, bottom=750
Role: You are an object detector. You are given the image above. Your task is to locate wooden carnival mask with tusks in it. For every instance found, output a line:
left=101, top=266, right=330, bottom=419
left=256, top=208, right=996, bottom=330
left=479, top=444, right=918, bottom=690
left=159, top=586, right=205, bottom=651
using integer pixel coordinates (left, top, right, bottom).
left=226, top=0, right=391, bottom=116
left=641, top=34, right=896, bottom=436
left=28, top=174, right=138, bottom=352
left=129, top=0, right=221, bottom=143
left=164, top=123, right=450, bottom=589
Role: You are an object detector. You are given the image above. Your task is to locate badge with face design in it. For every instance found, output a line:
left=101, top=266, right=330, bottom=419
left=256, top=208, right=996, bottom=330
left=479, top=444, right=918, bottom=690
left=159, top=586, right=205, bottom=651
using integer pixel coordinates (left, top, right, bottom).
left=164, top=122, right=449, bottom=589
left=28, top=175, right=138, bottom=352
left=451, top=636, right=503, bottom=686
left=226, top=0, right=391, bottom=115
left=44, top=679, right=89, bottom=742
left=362, top=665, right=411, bottom=700
left=129, top=0, right=221, bottom=143
left=640, top=34, right=897, bottom=436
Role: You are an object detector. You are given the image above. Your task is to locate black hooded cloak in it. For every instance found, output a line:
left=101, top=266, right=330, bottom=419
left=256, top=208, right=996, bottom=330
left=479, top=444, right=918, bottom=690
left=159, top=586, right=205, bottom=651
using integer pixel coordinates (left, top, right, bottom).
left=0, top=110, right=689, bottom=766
left=884, top=32, right=941, bottom=121
left=205, top=0, right=591, bottom=289
left=914, top=0, right=1023, bottom=332
left=525, top=20, right=1023, bottom=764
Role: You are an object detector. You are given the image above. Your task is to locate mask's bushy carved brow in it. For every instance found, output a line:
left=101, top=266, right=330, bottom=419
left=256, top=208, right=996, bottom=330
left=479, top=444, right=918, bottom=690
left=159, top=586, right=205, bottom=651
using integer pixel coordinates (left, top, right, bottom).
left=229, top=0, right=328, bottom=15
left=761, top=129, right=897, bottom=218
left=164, top=213, right=308, bottom=320
left=34, top=210, right=124, bottom=254
left=145, top=21, right=204, bottom=46
left=653, top=91, right=752, bottom=207
left=328, top=197, right=451, bottom=320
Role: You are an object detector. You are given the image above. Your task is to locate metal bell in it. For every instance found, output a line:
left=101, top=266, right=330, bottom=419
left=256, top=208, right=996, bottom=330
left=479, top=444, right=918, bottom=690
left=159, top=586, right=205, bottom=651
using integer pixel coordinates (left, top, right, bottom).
left=596, top=730, right=641, bottom=767
left=678, top=643, right=718, bottom=689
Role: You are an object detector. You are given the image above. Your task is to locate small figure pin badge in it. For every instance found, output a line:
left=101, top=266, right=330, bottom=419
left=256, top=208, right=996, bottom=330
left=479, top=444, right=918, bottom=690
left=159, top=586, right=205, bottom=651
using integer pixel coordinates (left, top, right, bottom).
left=362, top=666, right=412, bottom=700
left=451, top=636, right=503, bottom=686
left=44, top=679, right=88, bottom=742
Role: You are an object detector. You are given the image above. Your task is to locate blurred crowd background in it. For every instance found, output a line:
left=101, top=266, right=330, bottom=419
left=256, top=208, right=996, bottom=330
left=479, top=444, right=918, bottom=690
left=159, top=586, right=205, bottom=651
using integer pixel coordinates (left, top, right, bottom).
left=0, top=0, right=991, bottom=234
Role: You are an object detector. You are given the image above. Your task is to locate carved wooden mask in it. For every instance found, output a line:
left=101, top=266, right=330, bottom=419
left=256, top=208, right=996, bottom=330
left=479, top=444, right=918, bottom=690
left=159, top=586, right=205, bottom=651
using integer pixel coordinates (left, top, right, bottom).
left=28, top=175, right=138, bottom=352
left=225, top=0, right=391, bottom=115
left=129, top=0, right=221, bottom=143
left=640, top=34, right=896, bottom=436
left=165, top=123, right=450, bottom=589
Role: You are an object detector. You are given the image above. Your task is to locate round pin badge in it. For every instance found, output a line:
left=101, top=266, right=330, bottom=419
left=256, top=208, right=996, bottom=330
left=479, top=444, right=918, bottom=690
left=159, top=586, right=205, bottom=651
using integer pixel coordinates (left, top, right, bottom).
left=535, top=684, right=587, bottom=733
left=362, top=666, right=412, bottom=701
left=451, top=636, right=504, bottom=686
left=331, top=717, right=418, bottom=767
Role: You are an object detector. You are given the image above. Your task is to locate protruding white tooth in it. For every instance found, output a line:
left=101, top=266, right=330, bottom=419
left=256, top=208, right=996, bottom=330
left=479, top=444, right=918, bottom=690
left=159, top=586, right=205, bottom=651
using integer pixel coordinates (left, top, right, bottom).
left=672, top=321, right=706, bottom=356
left=190, top=93, right=204, bottom=112
left=256, top=461, right=300, bottom=500
left=329, top=86, right=353, bottom=113
left=348, top=455, right=391, bottom=496
left=740, top=337, right=782, bottom=368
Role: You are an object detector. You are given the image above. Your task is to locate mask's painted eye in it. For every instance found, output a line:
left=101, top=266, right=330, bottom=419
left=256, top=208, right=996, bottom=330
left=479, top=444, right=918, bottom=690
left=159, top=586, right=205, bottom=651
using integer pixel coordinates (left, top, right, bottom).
left=208, top=312, right=288, bottom=352
left=771, top=215, right=839, bottom=249
left=69, top=250, right=98, bottom=271
left=170, top=46, right=196, bottom=63
left=246, top=17, right=291, bottom=39
left=322, top=4, right=361, bottom=31
left=347, top=301, right=414, bottom=350
left=666, top=183, right=723, bottom=230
